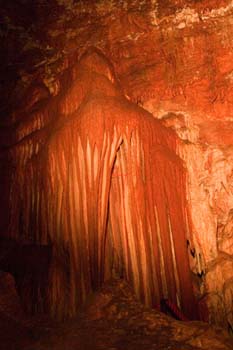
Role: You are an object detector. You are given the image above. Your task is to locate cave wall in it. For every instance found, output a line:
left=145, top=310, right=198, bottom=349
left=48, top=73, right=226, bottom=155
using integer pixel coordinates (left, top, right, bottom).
left=1, top=0, right=233, bottom=328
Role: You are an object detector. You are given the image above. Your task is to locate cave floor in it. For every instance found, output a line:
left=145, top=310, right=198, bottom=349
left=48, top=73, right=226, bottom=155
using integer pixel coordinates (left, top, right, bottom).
left=0, top=278, right=232, bottom=350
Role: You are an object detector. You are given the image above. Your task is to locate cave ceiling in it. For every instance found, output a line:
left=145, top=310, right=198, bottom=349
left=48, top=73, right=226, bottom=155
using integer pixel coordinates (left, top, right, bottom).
left=1, top=0, right=233, bottom=138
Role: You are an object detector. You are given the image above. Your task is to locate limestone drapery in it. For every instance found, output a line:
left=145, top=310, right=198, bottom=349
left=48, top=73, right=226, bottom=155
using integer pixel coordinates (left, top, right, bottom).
left=7, top=49, right=197, bottom=319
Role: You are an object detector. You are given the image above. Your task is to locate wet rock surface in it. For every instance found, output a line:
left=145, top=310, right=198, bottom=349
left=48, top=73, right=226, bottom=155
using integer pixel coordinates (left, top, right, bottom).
left=0, top=278, right=232, bottom=350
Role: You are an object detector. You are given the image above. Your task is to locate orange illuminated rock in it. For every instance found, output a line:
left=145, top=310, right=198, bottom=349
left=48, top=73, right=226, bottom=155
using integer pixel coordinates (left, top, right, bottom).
left=7, top=48, right=198, bottom=320
left=2, top=0, right=233, bottom=330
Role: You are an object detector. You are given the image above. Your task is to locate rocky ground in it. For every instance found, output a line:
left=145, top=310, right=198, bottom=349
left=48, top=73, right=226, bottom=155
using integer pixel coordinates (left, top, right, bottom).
left=0, top=273, right=232, bottom=350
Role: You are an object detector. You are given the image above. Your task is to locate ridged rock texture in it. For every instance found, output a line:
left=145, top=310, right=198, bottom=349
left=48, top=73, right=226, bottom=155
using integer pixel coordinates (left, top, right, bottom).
left=1, top=0, right=233, bottom=330
left=4, top=48, right=197, bottom=321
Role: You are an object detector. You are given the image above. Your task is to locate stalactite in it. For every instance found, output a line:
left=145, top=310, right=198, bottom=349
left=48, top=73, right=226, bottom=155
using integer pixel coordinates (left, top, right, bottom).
left=6, top=48, right=198, bottom=320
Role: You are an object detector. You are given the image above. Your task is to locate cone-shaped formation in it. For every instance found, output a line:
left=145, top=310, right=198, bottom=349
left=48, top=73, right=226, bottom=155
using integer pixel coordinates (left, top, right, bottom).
left=7, top=48, right=197, bottom=320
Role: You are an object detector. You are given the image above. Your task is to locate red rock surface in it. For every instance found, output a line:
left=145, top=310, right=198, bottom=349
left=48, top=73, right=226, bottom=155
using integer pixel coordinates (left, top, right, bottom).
left=5, top=48, right=197, bottom=323
left=0, top=279, right=232, bottom=350
left=1, top=0, right=233, bottom=336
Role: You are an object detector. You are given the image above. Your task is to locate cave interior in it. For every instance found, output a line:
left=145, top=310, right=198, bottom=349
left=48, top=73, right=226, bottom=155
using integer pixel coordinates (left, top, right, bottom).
left=1, top=1, right=233, bottom=349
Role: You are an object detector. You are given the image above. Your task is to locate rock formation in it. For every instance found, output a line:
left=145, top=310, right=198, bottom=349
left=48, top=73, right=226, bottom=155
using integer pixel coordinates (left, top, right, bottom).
left=1, top=0, right=233, bottom=333
left=0, top=278, right=232, bottom=350
left=3, top=47, right=198, bottom=321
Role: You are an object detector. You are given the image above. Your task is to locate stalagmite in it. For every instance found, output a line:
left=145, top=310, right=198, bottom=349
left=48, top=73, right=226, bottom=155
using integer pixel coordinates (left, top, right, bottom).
left=6, top=48, right=198, bottom=320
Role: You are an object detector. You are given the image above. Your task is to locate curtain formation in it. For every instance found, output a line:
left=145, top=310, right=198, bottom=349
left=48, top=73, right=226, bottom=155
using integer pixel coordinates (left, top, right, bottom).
left=7, top=48, right=198, bottom=319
